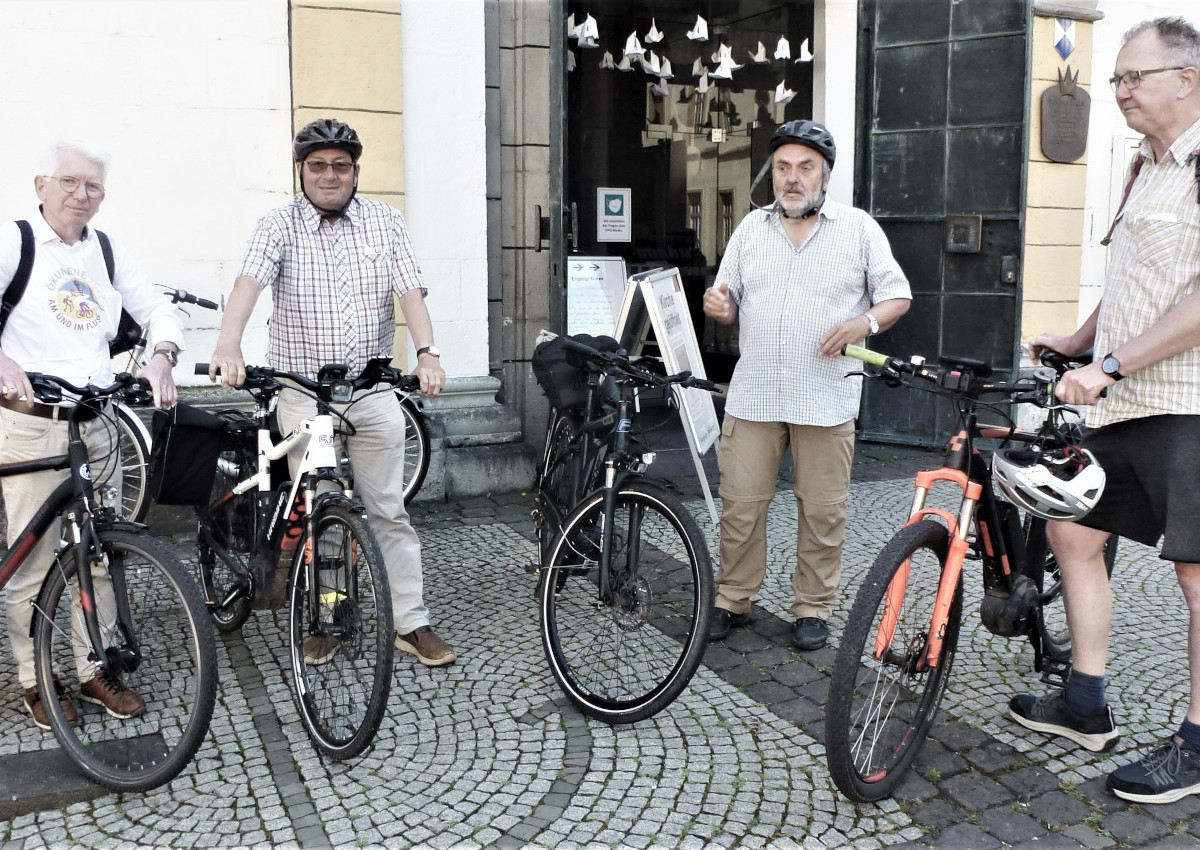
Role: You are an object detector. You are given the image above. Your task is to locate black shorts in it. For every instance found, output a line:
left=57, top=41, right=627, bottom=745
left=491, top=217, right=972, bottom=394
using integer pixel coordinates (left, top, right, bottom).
left=1079, top=414, right=1200, bottom=563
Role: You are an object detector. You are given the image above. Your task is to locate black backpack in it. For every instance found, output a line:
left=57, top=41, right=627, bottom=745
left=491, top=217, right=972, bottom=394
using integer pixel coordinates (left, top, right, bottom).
left=0, top=220, right=143, bottom=356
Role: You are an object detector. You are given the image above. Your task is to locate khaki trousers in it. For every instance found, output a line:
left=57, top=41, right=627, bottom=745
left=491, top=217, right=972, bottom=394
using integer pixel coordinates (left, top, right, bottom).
left=715, top=415, right=854, bottom=621
left=276, top=388, right=428, bottom=633
left=1, top=407, right=118, bottom=689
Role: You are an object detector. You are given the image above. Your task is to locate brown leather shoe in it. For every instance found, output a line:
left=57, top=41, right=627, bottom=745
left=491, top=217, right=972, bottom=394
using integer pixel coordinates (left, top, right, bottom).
left=80, top=673, right=145, bottom=719
left=24, top=683, right=78, bottom=731
left=304, top=634, right=341, bottom=666
left=395, top=626, right=456, bottom=667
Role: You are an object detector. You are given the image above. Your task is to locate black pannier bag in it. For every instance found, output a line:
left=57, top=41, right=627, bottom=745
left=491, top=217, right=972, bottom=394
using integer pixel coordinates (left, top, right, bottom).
left=147, top=402, right=226, bottom=505
left=531, top=333, right=621, bottom=413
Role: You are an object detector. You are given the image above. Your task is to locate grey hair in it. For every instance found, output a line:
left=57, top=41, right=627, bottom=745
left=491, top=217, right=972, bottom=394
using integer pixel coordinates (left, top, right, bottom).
left=38, top=140, right=111, bottom=180
left=1123, top=17, right=1200, bottom=70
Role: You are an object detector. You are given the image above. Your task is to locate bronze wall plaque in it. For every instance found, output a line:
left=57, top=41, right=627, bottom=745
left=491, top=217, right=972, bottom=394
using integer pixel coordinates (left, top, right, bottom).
left=1041, top=66, right=1090, bottom=163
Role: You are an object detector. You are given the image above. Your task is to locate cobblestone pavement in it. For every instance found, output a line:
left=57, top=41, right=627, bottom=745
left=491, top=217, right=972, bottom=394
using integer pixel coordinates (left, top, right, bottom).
left=0, top=444, right=1197, bottom=848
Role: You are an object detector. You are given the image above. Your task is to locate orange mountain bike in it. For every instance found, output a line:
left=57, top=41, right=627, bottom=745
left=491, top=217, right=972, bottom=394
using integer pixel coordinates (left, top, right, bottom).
left=823, top=345, right=1116, bottom=802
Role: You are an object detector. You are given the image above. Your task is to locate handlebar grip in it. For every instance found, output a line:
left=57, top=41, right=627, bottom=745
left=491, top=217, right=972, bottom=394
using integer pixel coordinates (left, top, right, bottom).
left=194, top=363, right=211, bottom=376
left=195, top=296, right=219, bottom=310
left=842, top=343, right=890, bottom=368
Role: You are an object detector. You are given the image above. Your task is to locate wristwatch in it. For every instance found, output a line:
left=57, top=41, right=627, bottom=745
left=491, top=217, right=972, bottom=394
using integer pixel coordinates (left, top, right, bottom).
left=1101, top=352, right=1125, bottom=381
left=153, top=348, right=179, bottom=368
left=416, top=346, right=440, bottom=358
left=864, top=313, right=880, bottom=335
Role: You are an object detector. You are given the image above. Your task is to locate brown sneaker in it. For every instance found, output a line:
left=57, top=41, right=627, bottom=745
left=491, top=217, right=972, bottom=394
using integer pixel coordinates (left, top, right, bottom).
left=24, top=683, right=78, bottom=731
left=80, top=672, right=145, bottom=719
left=395, top=626, right=455, bottom=667
left=304, top=634, right=341, bottom=666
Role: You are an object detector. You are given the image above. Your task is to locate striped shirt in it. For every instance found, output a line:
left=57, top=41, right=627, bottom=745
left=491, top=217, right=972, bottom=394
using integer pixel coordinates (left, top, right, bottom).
left=1091, top=116, right=1200, bottom=428
left=239, top=195, right=426, bottom=378
left=717, top=200, right=910, bottom=426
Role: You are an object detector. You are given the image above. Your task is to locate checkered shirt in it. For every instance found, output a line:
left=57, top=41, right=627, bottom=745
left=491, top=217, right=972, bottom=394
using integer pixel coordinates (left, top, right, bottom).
left=239, top=195, right=426, bottom=378
left=1092, top=116, right=1200, bottom=427
left=717, top=200, right=911, bottom=427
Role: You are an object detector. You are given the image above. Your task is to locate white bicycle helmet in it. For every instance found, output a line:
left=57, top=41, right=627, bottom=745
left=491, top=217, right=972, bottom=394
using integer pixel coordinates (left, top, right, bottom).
left=992, top=445, right=1106, bottom=521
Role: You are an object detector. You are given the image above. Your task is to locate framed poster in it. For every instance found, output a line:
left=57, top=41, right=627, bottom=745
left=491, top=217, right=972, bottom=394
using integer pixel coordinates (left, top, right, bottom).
left=567, top=256, right=627, bottom=336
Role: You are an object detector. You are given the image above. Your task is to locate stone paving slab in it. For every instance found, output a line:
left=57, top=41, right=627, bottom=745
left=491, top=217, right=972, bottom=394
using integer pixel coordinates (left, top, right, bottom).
left=0, top=446, right=1193, bottom=848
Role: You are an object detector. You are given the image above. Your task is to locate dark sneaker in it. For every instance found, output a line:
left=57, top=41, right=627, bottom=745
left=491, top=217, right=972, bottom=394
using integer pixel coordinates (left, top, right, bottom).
left=80, top=672, right=146, bottom=719
left=395, top=626, right=455, bottom=667
left=304, top=634, right=341, bottom=666
left=1107, top=737, right=1200, bottom=804
left=24, top=683, right=78, bottom=731
left=1009, top=690, right=1119, bottom=752
left=792, top=617, right=829, bottom=650
left=708, top=608, right=749, bottom=641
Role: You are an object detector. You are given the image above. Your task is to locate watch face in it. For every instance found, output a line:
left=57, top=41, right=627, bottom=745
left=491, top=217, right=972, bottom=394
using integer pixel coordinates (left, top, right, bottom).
left=1103, top=356, right=1120, bottom=376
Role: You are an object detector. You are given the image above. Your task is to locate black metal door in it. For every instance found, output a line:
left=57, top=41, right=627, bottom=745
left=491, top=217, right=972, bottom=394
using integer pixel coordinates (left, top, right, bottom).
left=855, top=0, right=1029, bottom=446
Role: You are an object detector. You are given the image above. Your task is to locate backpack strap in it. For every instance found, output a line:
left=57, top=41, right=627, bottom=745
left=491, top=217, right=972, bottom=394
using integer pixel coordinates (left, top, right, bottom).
left=96, top=229, right=115, bottom=283
left=0, top=220, right=36, bottom=343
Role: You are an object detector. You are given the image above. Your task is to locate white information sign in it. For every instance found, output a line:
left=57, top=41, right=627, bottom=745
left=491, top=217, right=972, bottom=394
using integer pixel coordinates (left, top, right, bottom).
left=566, top=256, right=627, bottom=336
left=596, top=187, right=631, bottom=243
left=615, top=267, right=721, bottom=525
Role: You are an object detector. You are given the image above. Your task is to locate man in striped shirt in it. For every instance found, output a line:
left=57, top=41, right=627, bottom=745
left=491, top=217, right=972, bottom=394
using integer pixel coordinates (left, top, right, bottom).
left=1009, top=16, right=1200, bottom=804
left=209, top=119, right=455, bottom=667
left=702, top=120, right=911, bottom=651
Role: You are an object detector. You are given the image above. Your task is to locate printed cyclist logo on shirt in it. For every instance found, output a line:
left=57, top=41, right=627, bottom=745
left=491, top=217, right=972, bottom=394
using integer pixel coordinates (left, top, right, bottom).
left=44, top=267, right=106, bottom=332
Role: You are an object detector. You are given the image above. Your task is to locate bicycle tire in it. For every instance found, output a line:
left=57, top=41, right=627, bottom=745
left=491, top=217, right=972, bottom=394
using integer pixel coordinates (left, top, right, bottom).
left=397, top=393, right=430, bottom=504
left=1025, top=516, right=1118, bottom=664
left=288, top=501, right=393, bottom=760
left=539, top=480, right=713, bottom=724
left=32, top=528, right=218, bottom=792
left=196, top=443, right=255, bottom=632
left=113, top=404, right=152, bottom=523
left=536, top=413, right=580, bottom=562
left=825, top=519, right=961, bottom=802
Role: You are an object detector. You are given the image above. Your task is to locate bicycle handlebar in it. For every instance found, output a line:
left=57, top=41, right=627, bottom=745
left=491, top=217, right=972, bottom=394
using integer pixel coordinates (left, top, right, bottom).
left=554, top=334, right=721, bottom=394
left=165, top=288, right=219, bottom=311
left=195, top=358, right=421, bottom=396
left=27, top=371, right=153, bottom=407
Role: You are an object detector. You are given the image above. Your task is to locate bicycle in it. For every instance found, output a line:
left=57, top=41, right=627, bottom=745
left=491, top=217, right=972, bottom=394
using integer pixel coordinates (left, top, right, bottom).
left=192, top=358, right=409, bottom=759
left=823, top=344, right=1117, bottom=802
left=107, top=287, right=219, bottom=522
left=2, top=372, right=218, bottom=791
left=530, top=332, right=718, bottom=724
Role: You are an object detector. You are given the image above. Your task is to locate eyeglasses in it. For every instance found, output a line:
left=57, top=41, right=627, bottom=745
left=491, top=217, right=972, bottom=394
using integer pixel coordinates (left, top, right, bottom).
left=303, top=160, right=355, bottom=176
left=44, top=175, right=105, bottom=198
left=1109, top=66, right=1187, bottom=92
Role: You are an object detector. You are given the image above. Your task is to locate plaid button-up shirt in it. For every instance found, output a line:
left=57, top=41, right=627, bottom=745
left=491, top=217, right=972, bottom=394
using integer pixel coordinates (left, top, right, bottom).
left=717, top=201, right=910, bottom=427
left=239, top=195, right=426, bottom=378
left=1092, top=116, right=1200, bottom=428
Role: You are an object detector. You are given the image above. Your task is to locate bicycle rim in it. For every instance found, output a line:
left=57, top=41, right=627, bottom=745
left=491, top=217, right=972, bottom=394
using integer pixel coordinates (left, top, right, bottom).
left=536, top=414, right=579, bottom=562
left=825, top=520, right=958, bottom=802
left=540, top=482, right=713, bottom=724
left=398, top=395, right=430, bottom=504
left=288, top=503, right=392, bottom=759
left=196, top=448, right=254, bottom=632
left=115, top=405, right=151, bottom=523
left=33, top=529, right=218, bottom=792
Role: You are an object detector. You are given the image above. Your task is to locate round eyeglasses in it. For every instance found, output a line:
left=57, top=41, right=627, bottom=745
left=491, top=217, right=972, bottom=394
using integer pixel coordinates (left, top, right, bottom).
left=44, top=175, right=105, bottom=198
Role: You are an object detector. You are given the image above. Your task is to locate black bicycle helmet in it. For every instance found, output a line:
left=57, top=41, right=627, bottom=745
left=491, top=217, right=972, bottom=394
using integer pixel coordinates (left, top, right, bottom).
left=769, top=119, right=836, bottom=166
left=293, top=119, right=363, bottom=163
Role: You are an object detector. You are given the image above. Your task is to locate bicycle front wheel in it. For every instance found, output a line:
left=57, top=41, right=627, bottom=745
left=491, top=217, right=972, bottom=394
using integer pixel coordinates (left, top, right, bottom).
left=33, top=529, right=218, bottom=792
left=114, top=404, right=152, bottom=523
left=288, top=502, right=392, bottom=760
left=825, top=519, right=959, bottom=802
left=539, top=481, right=713, bottom=724
left=397, top=394, right=430, bottom=504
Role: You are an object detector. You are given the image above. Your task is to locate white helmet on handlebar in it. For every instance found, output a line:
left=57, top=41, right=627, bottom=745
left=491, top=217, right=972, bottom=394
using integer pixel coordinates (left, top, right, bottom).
left=992, top=445, right=1106, bottom=521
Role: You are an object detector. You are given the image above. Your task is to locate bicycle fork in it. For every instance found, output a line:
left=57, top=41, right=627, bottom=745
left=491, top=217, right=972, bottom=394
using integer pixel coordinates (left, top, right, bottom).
left=875, top=469, right=981, bottom=671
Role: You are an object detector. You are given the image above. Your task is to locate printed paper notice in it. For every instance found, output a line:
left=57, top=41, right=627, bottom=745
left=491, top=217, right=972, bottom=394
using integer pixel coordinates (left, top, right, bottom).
left=597, top=187, right=631, bottom=243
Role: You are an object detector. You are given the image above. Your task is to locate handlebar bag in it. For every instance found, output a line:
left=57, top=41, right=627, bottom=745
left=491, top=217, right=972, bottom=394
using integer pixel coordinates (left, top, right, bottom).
left=147, top=402, right=225, bottom=505
left=531, top=333, right=620, bottom=412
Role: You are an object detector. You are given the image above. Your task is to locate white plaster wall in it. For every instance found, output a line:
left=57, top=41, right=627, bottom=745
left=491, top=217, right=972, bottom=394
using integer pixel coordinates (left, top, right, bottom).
left=1079, top=1, right=1198, bottom=324
left=0, top=0, right=292, bottom=381
left=814, top=0, right=859, bottom=206
left=400, top=0, right=490, bottom=379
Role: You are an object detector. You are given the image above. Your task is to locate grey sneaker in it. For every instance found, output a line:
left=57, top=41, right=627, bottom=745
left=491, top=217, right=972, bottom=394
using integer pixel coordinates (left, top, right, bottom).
left=1009, top=690, right=1119, bottom=752
left=1107, top=738, right=1200, bottom=804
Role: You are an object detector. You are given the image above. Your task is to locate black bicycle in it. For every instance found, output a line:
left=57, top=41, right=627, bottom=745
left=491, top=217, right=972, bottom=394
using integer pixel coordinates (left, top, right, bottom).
left=823, top=345, right=1117, bottom=802
left=531, top=333, right=718, bottom=723
left=3, top=372, right=217, bottom=791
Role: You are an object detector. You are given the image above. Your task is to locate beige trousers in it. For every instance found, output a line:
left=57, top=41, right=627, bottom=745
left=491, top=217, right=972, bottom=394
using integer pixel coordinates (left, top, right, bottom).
left=715, top=415, right=854, bottom=621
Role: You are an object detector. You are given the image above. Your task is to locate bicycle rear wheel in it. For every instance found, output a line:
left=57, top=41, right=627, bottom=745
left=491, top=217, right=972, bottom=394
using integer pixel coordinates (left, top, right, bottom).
left=535, top=412, right=580, bottom=562
left=195, top=444, right=255, bottom=632
left=397, top=394, right=430, bottom=504
left=288, top=502, right=392, bottom=760
left=114, top=404, right=152, bottom=523
left=33, top=528, right=218, bottom=792
left=539, top=480, right=713, bottom=724
left=825, top=519, right=960, bottom=802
